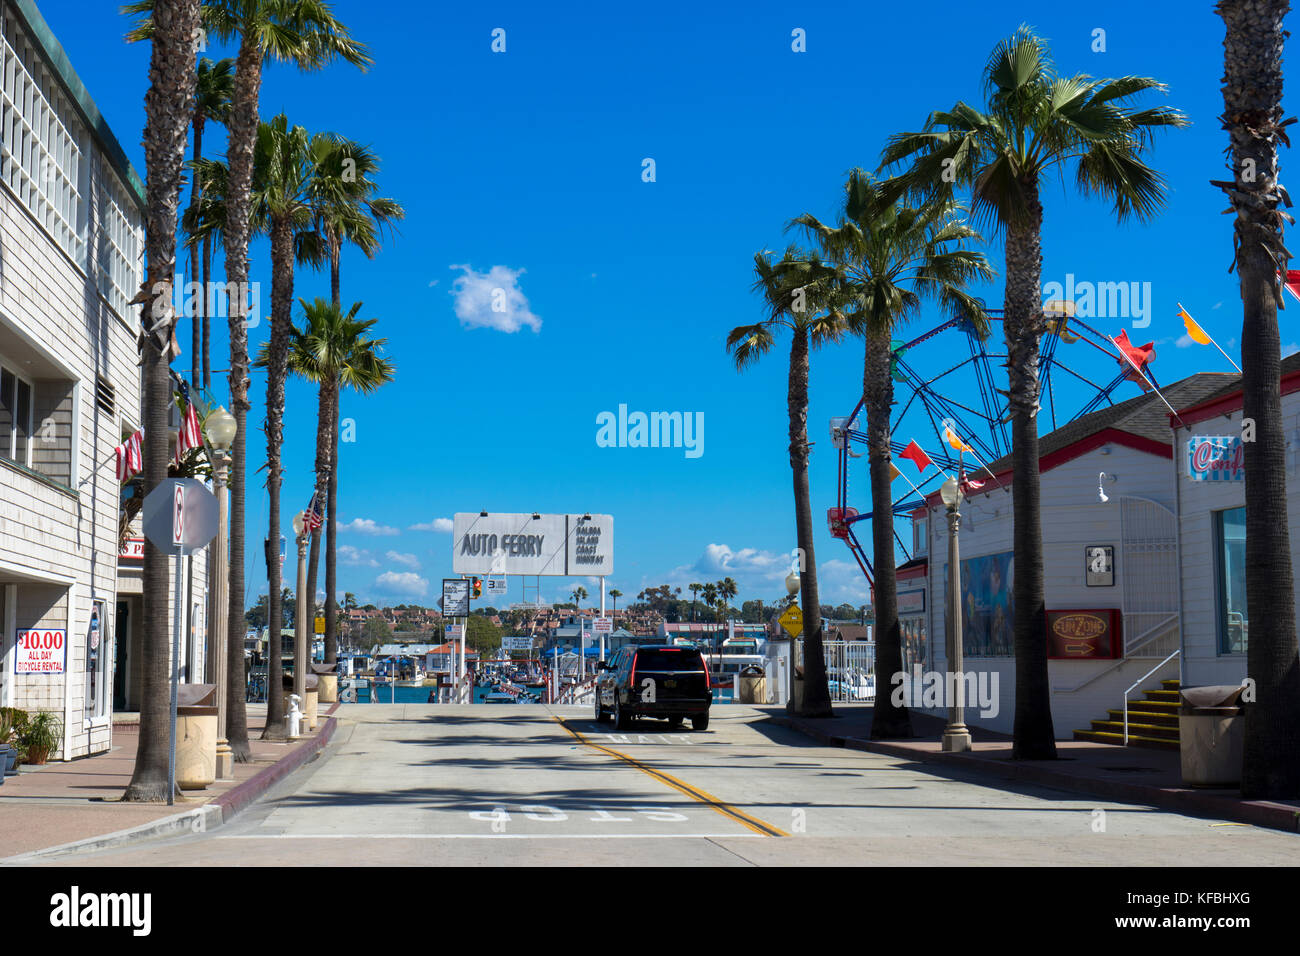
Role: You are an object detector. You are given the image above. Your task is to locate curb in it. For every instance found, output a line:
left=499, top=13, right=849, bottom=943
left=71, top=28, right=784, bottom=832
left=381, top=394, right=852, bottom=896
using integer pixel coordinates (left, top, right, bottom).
left=1, top=709, right=341, bottom=863
left=767, top=715, right=1300, bottom=835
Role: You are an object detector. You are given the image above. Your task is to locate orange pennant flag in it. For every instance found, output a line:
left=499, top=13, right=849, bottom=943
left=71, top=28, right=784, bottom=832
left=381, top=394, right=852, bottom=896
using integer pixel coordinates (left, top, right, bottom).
left=889, top=463, right=902, bottom=482
left=943, top=425, right=973, bottom=454
left=1178, top=307, right=1211, bottom=346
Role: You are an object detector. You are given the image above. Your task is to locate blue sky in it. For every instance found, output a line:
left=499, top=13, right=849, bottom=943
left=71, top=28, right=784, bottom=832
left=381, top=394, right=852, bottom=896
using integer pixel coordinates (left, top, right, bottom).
left=35, top=0, right=1290, bottom=610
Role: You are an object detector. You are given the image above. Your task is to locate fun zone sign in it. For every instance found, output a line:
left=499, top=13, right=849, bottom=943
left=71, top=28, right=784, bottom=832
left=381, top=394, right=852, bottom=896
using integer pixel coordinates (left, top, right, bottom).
left=16, top=629, right=67, bottom=674
left=1187, top=436, right=1244, bottom=481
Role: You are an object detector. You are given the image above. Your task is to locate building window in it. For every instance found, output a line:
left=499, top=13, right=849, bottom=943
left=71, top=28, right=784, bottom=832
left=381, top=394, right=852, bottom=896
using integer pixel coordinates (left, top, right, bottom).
left=0, top=364, right=33, bottom=467
left=1, top=9, right=87, bottom=266
left=97, top=171, right=143, bottom=320
left=1214, top=507, right=1247, bottom=654
left=85, top=601, right=109, bottom=720
left=914, top=516, right=928, bottom=556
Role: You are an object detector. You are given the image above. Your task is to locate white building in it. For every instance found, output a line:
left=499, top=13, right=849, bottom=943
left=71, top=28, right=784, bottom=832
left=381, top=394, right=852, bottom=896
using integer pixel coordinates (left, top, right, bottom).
left=907, top=371, right=1238, bottom=741
left=0, top=0, right=208, bottom=757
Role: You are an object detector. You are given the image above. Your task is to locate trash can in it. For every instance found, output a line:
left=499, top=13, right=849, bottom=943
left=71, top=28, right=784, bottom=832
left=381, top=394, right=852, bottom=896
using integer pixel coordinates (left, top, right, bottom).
left=737, top=664, right=767, bottom=705
left=313, top=662, right=338, bottom=704
left=281, top=673, right=320, bottom=733
left=1178, top=685, right=1245, bottom=787
left=176, top=684, right=218, bottom=789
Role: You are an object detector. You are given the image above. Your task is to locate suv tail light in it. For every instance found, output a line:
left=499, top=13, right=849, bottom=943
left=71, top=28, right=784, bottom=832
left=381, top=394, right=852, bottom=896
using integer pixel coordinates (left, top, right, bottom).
left=701, top=656, right=711, bottom=690
left=629, top=653, right=637, bottom=692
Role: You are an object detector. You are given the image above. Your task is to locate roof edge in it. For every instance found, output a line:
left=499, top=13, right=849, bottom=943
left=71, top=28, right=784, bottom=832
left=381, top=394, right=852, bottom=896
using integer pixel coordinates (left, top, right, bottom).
left=1171, top=366, right=1300, bottom=428
left=11, top=0, right=147, bottom=213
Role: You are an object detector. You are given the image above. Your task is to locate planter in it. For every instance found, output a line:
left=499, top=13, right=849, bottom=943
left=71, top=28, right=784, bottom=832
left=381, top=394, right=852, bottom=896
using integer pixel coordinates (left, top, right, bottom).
left=26, top=748, right=51, bottom=765
left=2, top=746, right=15, bottom=775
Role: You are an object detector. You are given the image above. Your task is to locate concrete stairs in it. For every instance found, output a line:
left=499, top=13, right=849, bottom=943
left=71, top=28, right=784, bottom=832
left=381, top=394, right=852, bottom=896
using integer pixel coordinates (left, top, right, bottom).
left=1072, top=678, right=1181, bottom=751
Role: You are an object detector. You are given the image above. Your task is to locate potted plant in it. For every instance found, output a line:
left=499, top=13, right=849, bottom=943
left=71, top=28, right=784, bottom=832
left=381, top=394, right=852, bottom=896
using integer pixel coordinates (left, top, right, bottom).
left=0, top=707, right=25, bottom=775
left=19, top=711, right=61, bottom=765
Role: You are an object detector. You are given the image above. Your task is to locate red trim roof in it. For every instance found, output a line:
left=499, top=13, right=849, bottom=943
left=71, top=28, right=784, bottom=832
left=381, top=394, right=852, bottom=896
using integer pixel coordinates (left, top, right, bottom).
left=1172, top=368, right=1300, bottom=427
left=919, top=427, right=1172, bottom=509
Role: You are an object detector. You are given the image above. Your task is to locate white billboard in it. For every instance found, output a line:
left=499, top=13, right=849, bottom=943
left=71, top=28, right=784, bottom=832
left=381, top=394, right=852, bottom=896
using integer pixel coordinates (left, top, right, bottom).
left=452, top=513, right=613, bottom=576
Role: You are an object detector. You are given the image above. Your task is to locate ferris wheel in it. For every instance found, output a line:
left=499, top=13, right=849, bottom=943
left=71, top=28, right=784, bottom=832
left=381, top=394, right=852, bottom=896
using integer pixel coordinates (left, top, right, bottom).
left=826, top=303, right=1160, bottom=585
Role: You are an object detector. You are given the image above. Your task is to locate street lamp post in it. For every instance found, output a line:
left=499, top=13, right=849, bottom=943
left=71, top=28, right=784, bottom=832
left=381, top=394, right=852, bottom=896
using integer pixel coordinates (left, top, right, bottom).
left=207, top=406, right=237, bottom=780
left=940, top=476, right=972, bottom=753
left=292, top=511, right=308, bottom=730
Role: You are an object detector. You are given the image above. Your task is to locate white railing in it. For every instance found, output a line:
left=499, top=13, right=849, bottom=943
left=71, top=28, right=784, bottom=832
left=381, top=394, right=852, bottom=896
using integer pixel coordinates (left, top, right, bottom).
left=1122, top=649, right=1180, bottom=745
left=799, top=640, right=876, bottom=702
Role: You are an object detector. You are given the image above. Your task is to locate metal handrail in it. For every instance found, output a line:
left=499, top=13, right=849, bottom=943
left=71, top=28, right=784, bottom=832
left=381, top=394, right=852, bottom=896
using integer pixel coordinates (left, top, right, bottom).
left=1123, top=649, right=1180, bottom=745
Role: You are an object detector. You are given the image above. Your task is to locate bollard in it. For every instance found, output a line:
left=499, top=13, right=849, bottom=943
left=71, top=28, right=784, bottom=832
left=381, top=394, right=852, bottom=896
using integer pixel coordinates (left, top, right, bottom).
left=287, top=693, right=303, bottom=739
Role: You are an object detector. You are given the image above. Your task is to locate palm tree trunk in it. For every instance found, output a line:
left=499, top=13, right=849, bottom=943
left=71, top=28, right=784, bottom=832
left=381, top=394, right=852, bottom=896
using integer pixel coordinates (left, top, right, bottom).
left=202, top=233, right=212, bottom=391
left=124, top=0, right=199, bottom=802
left=222, top=35, right=263, bottom=762
left=189, top=118, right=203, bottom=389
left=304, top=382, right=331, bottom=650
left=262, top=215, right=294, bottom=739
left=866, top=331, right=910, bottom=738
left=324, top=243, right=343, bottom=665
left=788, top=325, right=832, bottom=716
left=1218, top=0, right=1300, bottom=798
left=325, top=379, right=340, bottom=665
left=1005, top=177, right=1056, bottom=760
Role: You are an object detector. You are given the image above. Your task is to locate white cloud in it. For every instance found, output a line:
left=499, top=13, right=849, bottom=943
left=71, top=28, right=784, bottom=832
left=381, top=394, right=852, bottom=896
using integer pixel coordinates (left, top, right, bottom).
left=1212, top=301, right=1222, bottom=310
left=410, top=517, right=454, bottom=533
left=428, top=279, right=439, bottom=288
left=386, top=550, right=421, bottom=569
left=341, top=518, right=399, bottom=536
left=449, top=263, right=541, bottom=333
left=339, top=545, right=380, bottom=568
left=1176, top=333, right=1196, bottom=348
left=375, top=571, right=428, bottom=598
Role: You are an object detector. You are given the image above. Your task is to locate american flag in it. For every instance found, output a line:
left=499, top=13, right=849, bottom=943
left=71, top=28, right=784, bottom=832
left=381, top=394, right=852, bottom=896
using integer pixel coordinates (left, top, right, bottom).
left=115, top=429, right=143, bottom=481
left=303, top=491, right=324, bottom=531
left=174, top=378, right=203, bottom=462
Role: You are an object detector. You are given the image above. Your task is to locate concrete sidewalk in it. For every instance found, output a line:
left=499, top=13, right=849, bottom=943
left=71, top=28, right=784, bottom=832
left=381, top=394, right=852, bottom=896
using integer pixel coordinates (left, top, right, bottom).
left=0, top=703, right=338, bottom=862
left=761, top=704, right=1300, bottom=835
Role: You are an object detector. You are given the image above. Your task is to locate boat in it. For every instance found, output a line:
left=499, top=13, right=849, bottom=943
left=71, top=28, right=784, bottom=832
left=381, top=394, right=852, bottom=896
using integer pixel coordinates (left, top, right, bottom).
left=483, top=692, right=518, bottom=704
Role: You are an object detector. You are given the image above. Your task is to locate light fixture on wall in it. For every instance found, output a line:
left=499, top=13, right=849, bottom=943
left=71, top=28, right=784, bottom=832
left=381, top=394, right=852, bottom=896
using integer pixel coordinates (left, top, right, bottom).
left=1098, top=472, right=1118, bottom=503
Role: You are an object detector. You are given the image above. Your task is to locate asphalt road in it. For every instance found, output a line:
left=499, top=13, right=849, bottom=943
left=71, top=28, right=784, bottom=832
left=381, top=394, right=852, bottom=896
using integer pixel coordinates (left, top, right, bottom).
left=33, top=704, right=1300, bottom=866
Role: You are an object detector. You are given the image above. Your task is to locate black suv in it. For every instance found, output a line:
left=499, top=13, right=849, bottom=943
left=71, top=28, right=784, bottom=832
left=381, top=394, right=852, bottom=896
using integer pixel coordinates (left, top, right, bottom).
left=594, top=645, right=711, bottom=731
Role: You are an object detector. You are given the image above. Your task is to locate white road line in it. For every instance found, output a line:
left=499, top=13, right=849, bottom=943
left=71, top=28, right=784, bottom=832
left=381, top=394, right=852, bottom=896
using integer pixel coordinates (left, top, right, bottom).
left=215, top=833, right=765, bottom=840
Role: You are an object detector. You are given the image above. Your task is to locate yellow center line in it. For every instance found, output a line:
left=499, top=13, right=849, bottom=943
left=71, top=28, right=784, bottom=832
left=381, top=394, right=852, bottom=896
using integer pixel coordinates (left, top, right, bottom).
left=553, top=717, right=788, bottom=837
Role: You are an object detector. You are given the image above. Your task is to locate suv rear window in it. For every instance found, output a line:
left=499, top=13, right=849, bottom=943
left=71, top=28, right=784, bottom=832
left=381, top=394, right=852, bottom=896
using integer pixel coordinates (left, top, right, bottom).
left=634, top=649, right=706, bottom=671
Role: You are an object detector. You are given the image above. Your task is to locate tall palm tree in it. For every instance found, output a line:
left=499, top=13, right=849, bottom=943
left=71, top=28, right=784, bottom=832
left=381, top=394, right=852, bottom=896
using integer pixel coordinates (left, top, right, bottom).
left=727, top=249, right=845, bottom=717
left=122, top=0, right=201, bottom=802
left=129, top=0, right=370, bottom=761
left=251, top=114, right=323, bottom=738
left=187, top=56, right=233, bottom=390
left=608, top=589, right=622, bottom=617
left=571, top=586, right=588, bottom=607
left=792, top=171, right=993, bottom=739
left=715, top=577, right=738, bottom=624
left=688, top=582, right=702, bottom=621
left=305, top=135, right=403, bottom=667
left=1216, top=0, right=1300, bottom=799
left=880, top=26, right=1186, bottom=758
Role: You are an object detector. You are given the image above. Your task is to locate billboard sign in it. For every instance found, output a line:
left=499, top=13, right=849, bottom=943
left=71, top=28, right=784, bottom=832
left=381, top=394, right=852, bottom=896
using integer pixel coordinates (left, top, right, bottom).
left=442, top=579, right=470, bottom=617
left=502, top=636, right=533, bottom=650
left=1188, top=436, right=1244, bottom=481
left=452, top=513, right=613, bottom=576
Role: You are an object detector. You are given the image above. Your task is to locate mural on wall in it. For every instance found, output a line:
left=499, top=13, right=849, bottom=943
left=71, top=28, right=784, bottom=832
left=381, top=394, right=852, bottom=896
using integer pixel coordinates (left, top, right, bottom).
left=945, top=550, right=1015, bottom=657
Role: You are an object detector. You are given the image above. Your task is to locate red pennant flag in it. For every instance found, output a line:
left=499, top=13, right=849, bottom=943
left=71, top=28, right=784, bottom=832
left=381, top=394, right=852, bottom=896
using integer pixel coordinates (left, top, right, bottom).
left=1113, top=329, right=1155, bottom=389
left=899, top=440, right=933, bottom=474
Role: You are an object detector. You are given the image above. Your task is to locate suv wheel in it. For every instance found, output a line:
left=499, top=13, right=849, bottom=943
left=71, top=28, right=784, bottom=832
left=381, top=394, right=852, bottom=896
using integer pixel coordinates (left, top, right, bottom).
left=691, top=712, right=710, bottom=732
left=667, top=716, right=684, bottom=730
left=614, top=696, right=633, bottom=730
left=594, top=690, right=609, bottom=723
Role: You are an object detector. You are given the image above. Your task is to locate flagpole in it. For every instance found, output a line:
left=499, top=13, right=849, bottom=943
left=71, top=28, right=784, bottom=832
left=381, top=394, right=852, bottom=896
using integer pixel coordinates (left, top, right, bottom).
left=1178, top=302, right=1242, bottom=374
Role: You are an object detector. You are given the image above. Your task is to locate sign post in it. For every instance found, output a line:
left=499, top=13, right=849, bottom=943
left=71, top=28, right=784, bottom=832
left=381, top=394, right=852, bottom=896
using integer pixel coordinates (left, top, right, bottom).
left=142, top=478, right=219, bottom=805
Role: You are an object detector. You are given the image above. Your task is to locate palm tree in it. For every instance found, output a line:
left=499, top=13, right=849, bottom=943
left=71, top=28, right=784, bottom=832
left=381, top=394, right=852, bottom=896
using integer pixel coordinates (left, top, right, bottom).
left=187, top=56, right=233, bottom=390
left=608, top=588, right=622, bottom=618
left=305, top=135, right=403, bottom=668
left=122, top=0, right=201, bottom=802
left=1216, top=0, right=1300, bottom=799
left=727, top=249, right=845, bottom=717
left=247, top=114, right=324, bottom=738
left=715, top=577, right=738, bottom=624
left=880, top=26, right=1186, bottom=758
left=571, top=586, right=588, bottom=607
left=792, top=171, right=993, bottom=739
left=129, top=0, right=370, bottom=762
left=688, top=582, right=702, bottom=621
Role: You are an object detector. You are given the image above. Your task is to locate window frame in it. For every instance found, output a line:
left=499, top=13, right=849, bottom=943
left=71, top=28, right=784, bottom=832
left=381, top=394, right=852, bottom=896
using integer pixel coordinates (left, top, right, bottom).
left=1213, top=506, right=1248, bottom=656
left=0, top=358, right=36, bottom=468
left=84, top=599, right=109, bottom=724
